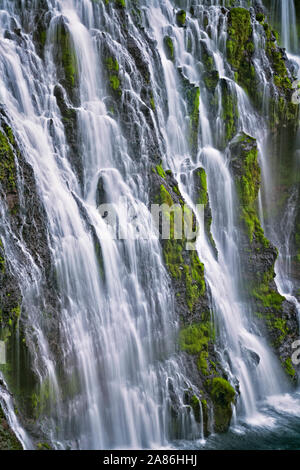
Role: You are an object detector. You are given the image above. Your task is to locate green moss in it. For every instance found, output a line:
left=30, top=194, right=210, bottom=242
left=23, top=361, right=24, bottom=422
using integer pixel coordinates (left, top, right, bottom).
left=31, top=377, right=58, bottom=419
left=150, top=95, right=155, bottom=111
left=103, top=0, right=126, bottom=7
left=155, top=180, right=206, bottom=311
left=284, top=358, right=296, bottom=379
left=210, top=378, right=235, bottom=404
left=194, top=168, right=208, bottom=206
left=176, top=10, right=186, bottom=27
left=252, top=266, right=294, bottom=354
left=187, top=86, right=200, bottom=152
left=221, top=81, right=238, bottom=142
left=55, top=22, right=78, bottom=95
left=37, top=442, right=52, bottom=450
left=157, top=184, right=173, bottom=207
left=164, top=36, right=174, bottom=61
left=0, top=239, right=5, bottom=274
left=34, top=25, right=47, bottom=54
left=263, top=21, right=299, bottom=128
left=116, top=0, right=125, bottom=7
left=163, top=239, right=184, bottom=279
left=178, top=69, right=200, bottom=153
left=184, top=251, right=205, bottom=312
left=109, top=75, right=120, bottom=91
left=227, top=8, right=252, bottom=70
left=0, top=129, right=17, bottom=193
left=0, top=406, right=22, bottom=450
left=203, top=70, right=219, bottom=92
left=207, top=377, right=235, bottom=433
left=179, top=321, right=214, bottom=374
left=226, top=8, right=259, bottom=100
left=232, top=134, right=269, bottom=245
left=105, top=56, right=119, bottom=73
left=252, top=280, right=284, bottom=312
left=155, top=163, right=166, bottom=179
left=256, top=12, right=265, bottom=23
left=255, top=311, right=288, bottom=347
left=104, top=55, right=121, bottom=95
left=190, top=395, right=201, bottom=422
left=200, top=43, right=214, bottom=72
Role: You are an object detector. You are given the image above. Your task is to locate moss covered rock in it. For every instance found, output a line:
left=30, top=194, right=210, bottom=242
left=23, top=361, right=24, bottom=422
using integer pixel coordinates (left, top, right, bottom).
left=227, top=7, right=257, bottom=99
left=176, top=10, right=186, bottom=27
left=0, top=404, right=22, bottom=450
left=192, top=167, right=217, bottom=257
left=207, top=377, right=236, bottom=433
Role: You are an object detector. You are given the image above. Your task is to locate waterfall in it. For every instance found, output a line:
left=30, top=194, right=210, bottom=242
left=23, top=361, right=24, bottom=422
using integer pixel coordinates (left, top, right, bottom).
left=0, top=0, right=299, bottom=450
left=261, top=0, right=300, bottom=314
left=270, top=0, right=298, bottom=53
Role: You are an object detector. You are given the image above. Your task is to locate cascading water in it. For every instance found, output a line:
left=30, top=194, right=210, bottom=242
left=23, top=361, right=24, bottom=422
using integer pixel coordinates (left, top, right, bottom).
left=269, top=0, right=298, bottom=54
left=260, top=0, right=300, bottom=314
left=0, top=0, right=199, bottom=449
left=0, top=0, right=299, bottom=450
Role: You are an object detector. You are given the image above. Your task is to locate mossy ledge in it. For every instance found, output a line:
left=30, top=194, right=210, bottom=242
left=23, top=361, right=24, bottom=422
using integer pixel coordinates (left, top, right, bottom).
left=230, top=133, right=299, bottom=381
left=192, top=167, right=217, bottom=257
